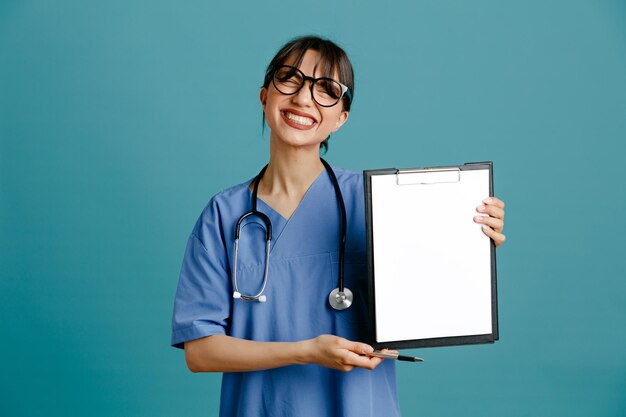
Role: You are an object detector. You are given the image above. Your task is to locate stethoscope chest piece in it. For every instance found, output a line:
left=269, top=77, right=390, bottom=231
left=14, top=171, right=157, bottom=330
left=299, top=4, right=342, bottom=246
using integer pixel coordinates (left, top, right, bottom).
left=328, top=287, right=353, bottom=310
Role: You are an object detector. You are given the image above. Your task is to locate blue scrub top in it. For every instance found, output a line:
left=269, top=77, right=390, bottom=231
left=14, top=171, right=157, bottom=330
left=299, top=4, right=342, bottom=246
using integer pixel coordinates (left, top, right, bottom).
left=171, top=167, right=401, bottom=417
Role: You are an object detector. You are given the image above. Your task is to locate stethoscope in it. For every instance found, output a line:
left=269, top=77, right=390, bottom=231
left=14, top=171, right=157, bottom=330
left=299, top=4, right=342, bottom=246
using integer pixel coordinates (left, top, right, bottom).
left=232, top=158, right=353, bottom=310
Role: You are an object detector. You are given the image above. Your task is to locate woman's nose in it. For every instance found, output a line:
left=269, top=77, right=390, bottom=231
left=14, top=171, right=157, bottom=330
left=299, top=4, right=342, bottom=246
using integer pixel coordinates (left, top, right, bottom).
left=291, top=81, right=314, bottom=106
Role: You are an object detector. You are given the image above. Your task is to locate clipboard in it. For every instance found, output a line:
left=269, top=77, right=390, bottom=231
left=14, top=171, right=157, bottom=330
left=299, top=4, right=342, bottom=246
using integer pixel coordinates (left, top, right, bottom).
left=364, top=162, right=498, bottom=350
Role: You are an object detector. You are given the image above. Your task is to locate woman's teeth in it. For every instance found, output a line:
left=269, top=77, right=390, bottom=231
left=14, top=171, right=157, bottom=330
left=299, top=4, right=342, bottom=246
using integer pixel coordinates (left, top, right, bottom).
left=285, top=112, right=315, bottom=126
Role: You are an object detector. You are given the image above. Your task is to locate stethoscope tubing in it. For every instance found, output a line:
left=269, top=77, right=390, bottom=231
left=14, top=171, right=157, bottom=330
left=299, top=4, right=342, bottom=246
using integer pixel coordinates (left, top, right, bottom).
left=320, top=158, right=347, bottom=293
left=232, top=237, right=271, bottom=301
left=232, top=158, right=349, bottom=308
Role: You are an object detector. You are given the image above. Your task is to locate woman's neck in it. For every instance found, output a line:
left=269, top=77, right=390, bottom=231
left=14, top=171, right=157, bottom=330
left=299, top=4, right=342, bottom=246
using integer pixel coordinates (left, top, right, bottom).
left=261, top=138, right=325, bottom=198
left=254, top=136, right=325, bottom=219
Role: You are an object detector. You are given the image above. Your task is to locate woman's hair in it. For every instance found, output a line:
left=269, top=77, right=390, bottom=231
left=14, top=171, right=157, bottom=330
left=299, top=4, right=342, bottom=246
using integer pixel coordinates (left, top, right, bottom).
left=262, top=35, right=354, bottom=153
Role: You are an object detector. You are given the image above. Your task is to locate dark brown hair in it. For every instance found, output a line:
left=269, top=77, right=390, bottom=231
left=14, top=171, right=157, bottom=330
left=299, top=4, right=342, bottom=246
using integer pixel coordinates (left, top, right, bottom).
left=262, top=35, right=354, bottom=153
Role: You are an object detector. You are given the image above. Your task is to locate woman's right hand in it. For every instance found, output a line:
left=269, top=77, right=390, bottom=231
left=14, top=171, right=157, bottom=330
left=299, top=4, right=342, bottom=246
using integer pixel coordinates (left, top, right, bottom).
left=303, top=335, right=385, bottom=372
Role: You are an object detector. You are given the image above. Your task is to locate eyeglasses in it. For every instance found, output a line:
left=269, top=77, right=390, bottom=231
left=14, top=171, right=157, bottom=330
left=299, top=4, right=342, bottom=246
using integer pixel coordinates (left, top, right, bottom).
left=272, top=65, right=352, bottom=107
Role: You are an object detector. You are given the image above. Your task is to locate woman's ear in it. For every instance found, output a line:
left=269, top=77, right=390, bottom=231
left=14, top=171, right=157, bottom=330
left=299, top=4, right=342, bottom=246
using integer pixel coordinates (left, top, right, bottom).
left=259, top=88, right=267, bottom=110
left=332, top=111, right=349, bottom=133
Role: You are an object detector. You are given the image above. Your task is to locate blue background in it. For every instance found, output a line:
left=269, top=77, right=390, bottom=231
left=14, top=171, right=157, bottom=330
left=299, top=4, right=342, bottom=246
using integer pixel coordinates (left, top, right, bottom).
left=1, top=1, right=625, bottom=416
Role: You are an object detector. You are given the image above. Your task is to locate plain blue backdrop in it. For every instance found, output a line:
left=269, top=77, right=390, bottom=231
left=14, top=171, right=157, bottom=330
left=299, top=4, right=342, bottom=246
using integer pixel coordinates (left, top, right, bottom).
left=1, top=1, right=625, bottom=416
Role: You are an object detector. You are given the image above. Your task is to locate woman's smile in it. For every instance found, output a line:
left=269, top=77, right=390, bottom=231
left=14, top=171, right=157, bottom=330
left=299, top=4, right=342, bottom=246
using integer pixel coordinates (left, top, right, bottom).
left=280, top=109, right=317, bottom=130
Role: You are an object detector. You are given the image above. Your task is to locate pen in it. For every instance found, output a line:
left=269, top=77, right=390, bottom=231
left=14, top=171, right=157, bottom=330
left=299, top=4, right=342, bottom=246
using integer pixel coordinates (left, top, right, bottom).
left=366, top=351, right=424, bottom=362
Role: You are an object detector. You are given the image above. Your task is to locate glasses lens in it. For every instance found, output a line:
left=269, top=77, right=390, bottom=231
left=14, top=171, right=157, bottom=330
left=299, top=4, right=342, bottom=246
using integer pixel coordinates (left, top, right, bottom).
left=313, top=79, right=343, bottom=107
left=273, top=67, right=303, bottom=94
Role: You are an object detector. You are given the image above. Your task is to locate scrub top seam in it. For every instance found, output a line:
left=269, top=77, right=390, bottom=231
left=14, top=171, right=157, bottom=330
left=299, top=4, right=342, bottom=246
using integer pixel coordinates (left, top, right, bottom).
left=172, top=323, right=226, bottom=334
left=190, top=232, right=228, bottom=271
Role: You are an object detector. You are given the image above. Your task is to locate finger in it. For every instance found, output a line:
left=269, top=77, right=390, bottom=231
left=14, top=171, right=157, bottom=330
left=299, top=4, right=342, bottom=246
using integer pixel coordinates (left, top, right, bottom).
left=476, top=204, right=504, bottom=220
left=482, top=197, right=505, bottom=209
left=474, top=215, right=504, bottom=232
left=481, top=225, right=506, bottom=247
left=345, top=351, right=383, bottom=370
left=344, top=340, right=374, bottom=355
left=337, top=363, right=355, bottom=372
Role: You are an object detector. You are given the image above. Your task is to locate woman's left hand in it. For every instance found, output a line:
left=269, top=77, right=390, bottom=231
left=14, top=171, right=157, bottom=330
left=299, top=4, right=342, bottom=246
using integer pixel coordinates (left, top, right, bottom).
left=474, top=197, right=506, bottom=248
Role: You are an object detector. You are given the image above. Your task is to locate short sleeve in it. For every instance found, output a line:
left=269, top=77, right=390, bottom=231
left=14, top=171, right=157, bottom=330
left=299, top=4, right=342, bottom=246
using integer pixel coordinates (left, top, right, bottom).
left=171, top=200, right=232, bottom=349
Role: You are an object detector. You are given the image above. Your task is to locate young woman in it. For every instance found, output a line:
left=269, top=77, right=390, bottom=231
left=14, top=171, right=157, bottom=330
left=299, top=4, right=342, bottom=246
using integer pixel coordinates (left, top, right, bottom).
left=171, top=35, right=506, bottom=417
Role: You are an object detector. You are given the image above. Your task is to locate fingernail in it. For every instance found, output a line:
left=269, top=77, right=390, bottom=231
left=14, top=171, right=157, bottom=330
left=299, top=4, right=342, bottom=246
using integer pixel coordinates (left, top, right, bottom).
left=474, top=216, right=482, bottom=223
left=482, top=225, right=489, bottom=232
left=477, top=205, right=485, bottom=212
left=483, top=198, right=492, bottom=204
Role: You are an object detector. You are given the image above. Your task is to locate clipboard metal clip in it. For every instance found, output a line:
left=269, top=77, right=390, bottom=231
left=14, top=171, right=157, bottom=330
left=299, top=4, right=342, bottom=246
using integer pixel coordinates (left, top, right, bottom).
left=396, top=167, right=461, bottom=186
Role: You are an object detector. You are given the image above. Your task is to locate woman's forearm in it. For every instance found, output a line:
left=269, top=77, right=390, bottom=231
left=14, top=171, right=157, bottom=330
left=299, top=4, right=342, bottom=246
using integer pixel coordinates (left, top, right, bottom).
left=184, top=334, right=383, bottom=373
left=184, top=334, right=310, bottom=373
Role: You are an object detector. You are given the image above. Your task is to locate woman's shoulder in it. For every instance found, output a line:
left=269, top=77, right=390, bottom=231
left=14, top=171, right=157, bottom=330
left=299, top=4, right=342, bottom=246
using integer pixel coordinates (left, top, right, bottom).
left=330, top=165, right=364, bottom=193
left=193, top=179, right=252, bottom=231
left=210, top=179, right=251, bottom=204
left=330, top=165, right=361, bottom=180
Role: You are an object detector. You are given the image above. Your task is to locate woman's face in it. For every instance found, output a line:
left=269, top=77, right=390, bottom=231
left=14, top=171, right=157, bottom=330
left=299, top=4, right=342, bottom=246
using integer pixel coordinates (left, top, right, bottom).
left=260, top=49, right=349, bottom=151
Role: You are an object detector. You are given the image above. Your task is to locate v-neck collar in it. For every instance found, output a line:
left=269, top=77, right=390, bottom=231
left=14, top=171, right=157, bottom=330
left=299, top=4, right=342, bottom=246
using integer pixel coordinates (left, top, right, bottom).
left=247, top=169, right=327, bottom=253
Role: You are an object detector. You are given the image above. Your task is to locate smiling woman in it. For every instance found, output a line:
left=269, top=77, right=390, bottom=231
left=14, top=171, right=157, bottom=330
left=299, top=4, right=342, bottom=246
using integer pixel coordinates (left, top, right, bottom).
left=259, top=48, right=350, bottom=171
left=170, top=35, right=506, bottom=417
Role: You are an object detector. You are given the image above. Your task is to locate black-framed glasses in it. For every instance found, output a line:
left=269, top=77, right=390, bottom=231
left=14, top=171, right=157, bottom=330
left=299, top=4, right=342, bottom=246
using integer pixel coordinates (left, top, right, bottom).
left=272, top=65, right=352, bottom=107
